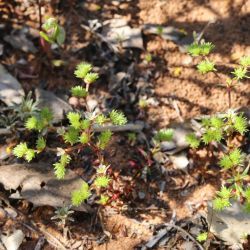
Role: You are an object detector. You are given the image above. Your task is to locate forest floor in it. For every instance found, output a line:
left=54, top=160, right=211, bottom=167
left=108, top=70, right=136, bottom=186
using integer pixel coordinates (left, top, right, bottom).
left=0, top=0, right=249, bottom=249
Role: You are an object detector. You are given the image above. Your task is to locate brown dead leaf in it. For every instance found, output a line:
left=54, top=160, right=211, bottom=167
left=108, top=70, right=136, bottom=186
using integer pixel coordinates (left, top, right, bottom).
left=0, top=163, right=92, bottom=213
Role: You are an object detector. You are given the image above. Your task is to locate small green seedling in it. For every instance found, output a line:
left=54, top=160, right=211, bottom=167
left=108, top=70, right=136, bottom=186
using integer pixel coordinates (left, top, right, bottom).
left=196, top=232, right=208, bottom=242
left=40, top=17, right=65, bottom=46
left=51, top=206, right=74, bottom=227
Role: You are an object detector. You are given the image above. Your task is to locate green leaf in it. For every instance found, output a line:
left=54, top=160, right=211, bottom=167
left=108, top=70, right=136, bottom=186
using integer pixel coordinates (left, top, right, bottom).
left=201, top=118, right=211, bottom=127
left=74, top=62, right=92, bottom=79
left=24, top=149, right=35, bottom=162
left=109, top=110, right=127, bottom=125
left=84, top=72, right=99, bottom=84
left=53, top=154, right=71, bottom=179
left=197, top=59, right=216, bottom=74
left=219, top=155, right=232, bottom=169
left=232, top=66, right=247, bottom=80
left=188, top=41, right=214, bottom=56
left=187, top=43, right=201, bottom=57
left=63, top=127, right=79, bottom=145
left=216, top=186, right=232, bottom=199
left=98, top=130, right=112, bottom=149
left=244, top=188, right=250, bottom=202
left=186, top=133, right=200, bottom=149
left=60, top=154, right=71, bottom=165
left=244, top=202, right=250, bottom=213
left=210, top=117, right=224, bottom=129
left=36, top=137, right=46, bottom=151
left=202, top=128, right=222, bottom=144
left=70, top=86, right=87, bottom=98
left=42, top=17, right=57, bottom=31
left=71, top=182, right=91, bottom=206
left=240, top=56, right=250, bottom=67
left=200, top=42, right=215, bottom=56
left=40, top=107, right=53, bottom=123
left=95, top=114, right=107, bottom=125
left=56, top=26, right=65, bottom=46
left=25, top=116, right=38, bottom=130
left=79, top=132, right=89, bottom=144
left=53, top=162, right=66, bottom=179
left=229, top=148, right=244, bottom=166
left=196, top=232, right=208, bottom=242
left=154, top=129, right=174, bottom=142
left=13, top=142, right=28, bottom=158
left=213, top=197, right=231, bottom=211
left=233, top=114, right=248, bottom=135
left=98, top=195, right=109, bottom=205
left=94, top=176, right=111, bottom=188
left=219, top=149, right=243, bottom=169
left=81, top=119, right=91, bottom=130
left=39, top=31, right=53, bottom=43
left=156, top=26, right=163, bottom=36
left=67, top=112, right=81, bottom=129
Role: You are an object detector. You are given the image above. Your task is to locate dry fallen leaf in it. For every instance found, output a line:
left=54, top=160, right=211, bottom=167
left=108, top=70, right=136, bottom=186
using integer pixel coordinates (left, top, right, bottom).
left=0, top=163, right=92, bottom=212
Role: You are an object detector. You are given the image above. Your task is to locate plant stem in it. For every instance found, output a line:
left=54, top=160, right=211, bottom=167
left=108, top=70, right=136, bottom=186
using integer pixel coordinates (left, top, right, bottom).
left=37, top=0, right=42, bottom=30
left=227, top=86, right=231, bottom=109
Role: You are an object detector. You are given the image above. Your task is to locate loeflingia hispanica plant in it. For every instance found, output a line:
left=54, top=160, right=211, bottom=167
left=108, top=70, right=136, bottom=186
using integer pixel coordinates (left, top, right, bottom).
left=13, top=61, right=127, bottom=207
left=186, top=41, right=250, bottom=244
left=186, top=41, right=250, bottom=211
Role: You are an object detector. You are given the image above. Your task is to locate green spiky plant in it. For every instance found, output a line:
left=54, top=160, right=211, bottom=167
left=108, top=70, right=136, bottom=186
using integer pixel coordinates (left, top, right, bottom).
left=187, top=41, right=249, bottom=211
left=186, top=111, right=248, bottom=210
left=13, top=62, right=127, bottom=207
left=186, top=42, right=249, bottom=246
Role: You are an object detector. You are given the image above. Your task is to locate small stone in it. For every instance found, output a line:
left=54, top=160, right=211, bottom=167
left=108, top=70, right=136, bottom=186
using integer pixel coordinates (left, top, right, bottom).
left=120, top=3, right=129, bottom=9
left=153, top=152, right=168, bottom=164
left=160, top=141, right=176, bottom=152
left=5, top=207, right=17, bottom=218
left=112, top=1, right=120, bottom=6
left=138, top=191, right=146, bottom=200
left=0, top=64, right=24, bottom=106
left=35, top=88, right=72, bottom=123
left=182, top=55, right=193, bottom=66
left=0, top=145, right=12, bottom=160
left=4, top=33, right=38, bottom=53
left=68, top=96, right=79, bottom=107
left=169, top=152, right=189, bottom=171
left=1, top=230, right=25, bottom=250
left=87, top=98, right=98, bottom=111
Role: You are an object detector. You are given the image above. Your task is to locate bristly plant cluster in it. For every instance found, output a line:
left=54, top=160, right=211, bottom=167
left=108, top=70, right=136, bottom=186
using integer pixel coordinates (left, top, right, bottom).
left=13, top=61, right=127, bottom=207
left=186, top=111, right=249, bottom=210
left=187, top=41, right=250, bottom=212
